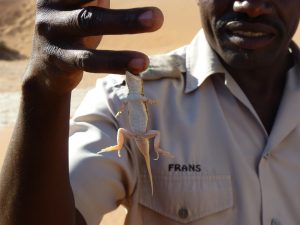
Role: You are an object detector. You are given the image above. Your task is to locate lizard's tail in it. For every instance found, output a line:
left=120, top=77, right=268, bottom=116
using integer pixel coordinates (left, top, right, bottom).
left=135, top=138, right=154, bottom=195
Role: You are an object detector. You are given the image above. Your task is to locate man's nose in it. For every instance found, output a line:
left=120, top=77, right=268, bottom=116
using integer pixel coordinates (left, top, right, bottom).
left=233, top=0, right=273, bottom=17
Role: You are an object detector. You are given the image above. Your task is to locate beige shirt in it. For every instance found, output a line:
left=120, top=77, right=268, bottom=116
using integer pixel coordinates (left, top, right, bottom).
left=69, top=30, right=300, bottom=225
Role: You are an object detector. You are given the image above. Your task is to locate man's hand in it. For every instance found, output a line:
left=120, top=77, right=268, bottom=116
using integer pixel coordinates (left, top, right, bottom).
left=25, top=0, right=164, bottom=95
left=0, top=1, right=164, bottom=225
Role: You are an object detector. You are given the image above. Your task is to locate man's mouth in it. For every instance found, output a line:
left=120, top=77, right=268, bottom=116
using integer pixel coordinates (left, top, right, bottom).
left=231, top=30, right=268, bottom=38
left=224, top=21, right=277, bottom=50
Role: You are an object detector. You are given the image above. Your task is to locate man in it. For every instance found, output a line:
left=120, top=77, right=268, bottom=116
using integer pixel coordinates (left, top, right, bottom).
left=0, top=0, right=299, bottom=225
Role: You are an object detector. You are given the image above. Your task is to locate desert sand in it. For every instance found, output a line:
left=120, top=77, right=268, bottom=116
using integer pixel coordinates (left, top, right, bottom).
left=0, top=1, right=300, bottom=224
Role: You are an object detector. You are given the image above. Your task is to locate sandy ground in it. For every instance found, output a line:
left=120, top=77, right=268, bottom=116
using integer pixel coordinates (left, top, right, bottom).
left=0, top=1, right=300, bottom=224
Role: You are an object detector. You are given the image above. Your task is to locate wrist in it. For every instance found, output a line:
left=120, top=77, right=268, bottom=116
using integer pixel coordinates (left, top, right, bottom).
left=21, top=69, right=71, bottom=113
left=23, top=62, right=82, bottom=97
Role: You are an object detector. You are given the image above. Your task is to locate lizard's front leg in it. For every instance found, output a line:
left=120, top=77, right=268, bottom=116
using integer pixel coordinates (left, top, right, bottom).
left=98, top=128, right=134, bottom=157
left=115, top=102, right=128, bottom=118
left=141, top=96, right=158, bottom=105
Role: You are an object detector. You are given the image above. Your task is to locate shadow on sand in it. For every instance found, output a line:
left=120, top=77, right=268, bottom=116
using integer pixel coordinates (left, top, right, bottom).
left=0, top=41, right=26, bottom=61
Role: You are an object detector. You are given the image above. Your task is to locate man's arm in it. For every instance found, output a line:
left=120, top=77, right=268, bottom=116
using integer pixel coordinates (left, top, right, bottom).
left=76, top=210, right=87, bottom=225
left=0, top=0, right=163, bottom=224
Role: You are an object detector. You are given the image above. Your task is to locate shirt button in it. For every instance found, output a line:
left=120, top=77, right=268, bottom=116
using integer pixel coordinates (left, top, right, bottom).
left=271, top=218, right=280, bottom=225
left=178, top=207, right=189, bottom=219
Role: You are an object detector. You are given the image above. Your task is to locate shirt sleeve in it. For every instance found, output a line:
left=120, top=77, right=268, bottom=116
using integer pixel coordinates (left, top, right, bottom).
left=69, top=77, right=137, bottom=225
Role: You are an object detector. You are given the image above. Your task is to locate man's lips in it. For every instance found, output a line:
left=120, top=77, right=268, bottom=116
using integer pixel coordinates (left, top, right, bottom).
left=224, top=21, right=277, bottom=49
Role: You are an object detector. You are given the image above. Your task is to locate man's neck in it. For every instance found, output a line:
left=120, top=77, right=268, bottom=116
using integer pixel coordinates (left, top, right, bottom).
left=225, top=52, right=294, bottom=134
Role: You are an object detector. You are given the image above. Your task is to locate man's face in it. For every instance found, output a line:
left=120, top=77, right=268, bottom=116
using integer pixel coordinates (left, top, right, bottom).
left=198, top=0, right=300, bottom=70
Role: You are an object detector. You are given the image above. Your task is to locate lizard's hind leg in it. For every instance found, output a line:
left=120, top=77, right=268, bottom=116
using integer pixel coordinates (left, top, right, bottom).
left=98, top=128, right=132, bottom=157
left=144, top=130, right=174, bottom=160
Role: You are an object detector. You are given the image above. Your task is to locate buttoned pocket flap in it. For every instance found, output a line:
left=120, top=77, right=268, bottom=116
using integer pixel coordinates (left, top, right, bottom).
left=139, top=173, right=233, bottom=223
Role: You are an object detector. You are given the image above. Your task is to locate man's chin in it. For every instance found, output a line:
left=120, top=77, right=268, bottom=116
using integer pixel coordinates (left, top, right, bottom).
left=218, top=48, right=278, bottom=71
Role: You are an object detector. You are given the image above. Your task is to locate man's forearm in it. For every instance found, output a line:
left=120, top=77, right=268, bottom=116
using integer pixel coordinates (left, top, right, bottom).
left=0, top=79, right=75, bottom=225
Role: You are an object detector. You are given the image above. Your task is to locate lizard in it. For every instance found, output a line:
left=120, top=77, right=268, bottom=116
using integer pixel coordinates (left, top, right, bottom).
left=98, top=71, right=173, bottom=195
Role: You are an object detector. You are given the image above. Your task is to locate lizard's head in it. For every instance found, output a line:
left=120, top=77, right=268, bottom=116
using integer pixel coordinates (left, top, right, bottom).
left=126, top=71, right=144, bottom=93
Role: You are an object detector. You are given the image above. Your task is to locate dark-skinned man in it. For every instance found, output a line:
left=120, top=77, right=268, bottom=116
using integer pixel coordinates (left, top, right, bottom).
left=0, top=0, right=300, bottom=225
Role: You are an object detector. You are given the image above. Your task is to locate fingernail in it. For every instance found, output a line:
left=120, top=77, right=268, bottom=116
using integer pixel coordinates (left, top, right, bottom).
left=138, top=10, right=153, bottom=27
left=128, top=58, right=146, bottom=71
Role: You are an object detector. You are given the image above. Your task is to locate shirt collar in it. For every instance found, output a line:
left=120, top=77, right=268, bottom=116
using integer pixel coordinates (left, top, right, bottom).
left=262, top=42, right=300, bottom=148
left=183, top=30, right=300, bottom=95
left=184, top=29, right=226, bottom=94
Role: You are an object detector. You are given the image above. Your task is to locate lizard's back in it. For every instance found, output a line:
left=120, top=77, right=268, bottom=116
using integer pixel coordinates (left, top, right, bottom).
left=128, top=97, right=148, bottom=134
left=126, top=72, right=149, bottom=135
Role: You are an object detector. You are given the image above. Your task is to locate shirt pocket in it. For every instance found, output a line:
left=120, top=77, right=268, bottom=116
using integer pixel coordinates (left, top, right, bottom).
left=138, top=173, right=233, bottom=224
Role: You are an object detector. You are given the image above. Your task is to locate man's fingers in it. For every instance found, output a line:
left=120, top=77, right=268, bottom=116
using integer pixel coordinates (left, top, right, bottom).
left=36, top=7, right=164, bottom=38
left=76, top=7, right=164, bottom=35
left=61, top=49, right=150, bottom=74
